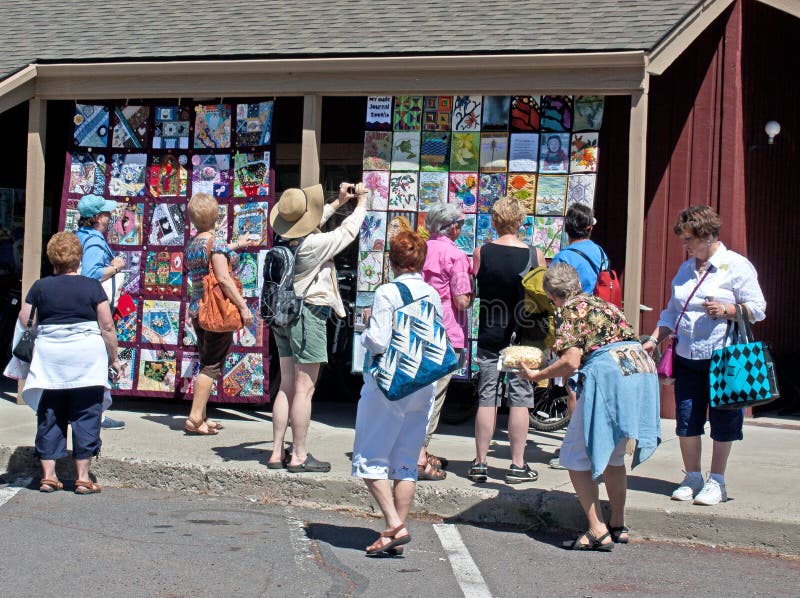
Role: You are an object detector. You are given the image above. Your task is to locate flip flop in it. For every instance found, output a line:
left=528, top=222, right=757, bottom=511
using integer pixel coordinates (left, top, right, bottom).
left=75, top=480, right=102, bottom=495
left=39, top=478, right=63, bottom=493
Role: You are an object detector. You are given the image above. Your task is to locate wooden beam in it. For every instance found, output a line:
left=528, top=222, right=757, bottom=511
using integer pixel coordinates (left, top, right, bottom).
left=623, top=79, right=650, bottom=330
left=648, top=0, right=735, bottom=75
left=31, top=52, right=647, bottom=98
left=19, top=96, right=47, bottom=404
left=0, top=65, right=36, bottom=115
left=299, top=95, right=322, bottom=188
left=22, top=97, right=46, bottom=296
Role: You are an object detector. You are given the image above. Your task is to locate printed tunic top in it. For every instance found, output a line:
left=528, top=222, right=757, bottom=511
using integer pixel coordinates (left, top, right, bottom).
left=552, top=293, right=636, bottom=362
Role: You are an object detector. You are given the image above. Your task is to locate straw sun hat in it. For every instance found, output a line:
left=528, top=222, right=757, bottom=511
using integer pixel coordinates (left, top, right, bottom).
left=269, top=184, right=325, bottom=239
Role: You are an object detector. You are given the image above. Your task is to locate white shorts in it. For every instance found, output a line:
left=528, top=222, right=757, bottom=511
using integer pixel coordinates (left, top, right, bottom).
left=558, top=397, right=627, bottom=472
left=351, top=375, right=435, bottom=481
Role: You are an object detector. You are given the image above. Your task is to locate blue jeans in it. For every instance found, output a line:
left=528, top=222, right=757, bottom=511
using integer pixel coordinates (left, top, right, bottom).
left=674, top=356, right=743, bottom=442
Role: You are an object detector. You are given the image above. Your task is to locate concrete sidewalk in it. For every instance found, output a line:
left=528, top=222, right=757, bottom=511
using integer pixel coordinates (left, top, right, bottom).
left=1, top=387, right=798, bottom=556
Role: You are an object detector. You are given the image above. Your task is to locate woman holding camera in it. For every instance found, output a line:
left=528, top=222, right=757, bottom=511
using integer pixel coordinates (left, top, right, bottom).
left=267, top=181, right=367, bottom=473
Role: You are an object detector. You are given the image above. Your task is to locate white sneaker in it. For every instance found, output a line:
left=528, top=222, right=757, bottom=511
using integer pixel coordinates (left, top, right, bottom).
left=671, top=473, right=704, bottom=501
left=693, top=477, right=727, bottom=506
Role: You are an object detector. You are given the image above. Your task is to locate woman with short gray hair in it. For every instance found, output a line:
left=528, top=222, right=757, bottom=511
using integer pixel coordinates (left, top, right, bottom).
left=425, top=203, right=463, bottom=237
left=543, top=262, right=583, bottom=301
left=419, top=202, right=473, bottom=480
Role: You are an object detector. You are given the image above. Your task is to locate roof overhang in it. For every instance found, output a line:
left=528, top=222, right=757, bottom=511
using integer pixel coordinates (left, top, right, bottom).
left=648, top=0, right=800, bottom=76
left=0, top=51, right=646, bottom=114
left=647, top=0, right=736, bottom=75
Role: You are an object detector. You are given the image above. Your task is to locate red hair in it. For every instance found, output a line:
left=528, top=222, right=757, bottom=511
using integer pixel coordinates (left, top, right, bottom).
left=389, top=231, right=427, bottom=273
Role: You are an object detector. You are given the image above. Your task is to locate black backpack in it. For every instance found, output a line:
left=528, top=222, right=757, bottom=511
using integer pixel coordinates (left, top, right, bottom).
left=260, top=238, right=318, bottom=328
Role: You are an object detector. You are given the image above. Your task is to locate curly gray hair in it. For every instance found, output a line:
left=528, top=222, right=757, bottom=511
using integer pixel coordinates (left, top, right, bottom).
left=543, top=262, right=582, bottom=301
left=425, top=202, right=463, bottom=237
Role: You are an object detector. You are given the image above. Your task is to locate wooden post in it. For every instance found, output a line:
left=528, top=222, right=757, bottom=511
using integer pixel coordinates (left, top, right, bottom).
left=623, top=79, right=649, bottom=331
left=299, top=95, right=322, bottom=188
left=18, top=97, right=47, bottom=404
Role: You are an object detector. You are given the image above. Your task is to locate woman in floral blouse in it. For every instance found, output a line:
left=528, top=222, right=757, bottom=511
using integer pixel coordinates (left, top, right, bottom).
left=521, top=263, right=661, bottom=551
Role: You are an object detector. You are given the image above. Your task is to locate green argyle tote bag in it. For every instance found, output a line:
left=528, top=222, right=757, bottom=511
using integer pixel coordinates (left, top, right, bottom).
left=709, top=304, right=778, bottom=410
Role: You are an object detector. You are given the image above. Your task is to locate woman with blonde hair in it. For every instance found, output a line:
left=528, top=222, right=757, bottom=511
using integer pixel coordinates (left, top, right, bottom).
left=469, top=197, right=545, bottom=484
left=183, top=193, right=256, bottom=435
left=4, top=232, right=120, bottom=494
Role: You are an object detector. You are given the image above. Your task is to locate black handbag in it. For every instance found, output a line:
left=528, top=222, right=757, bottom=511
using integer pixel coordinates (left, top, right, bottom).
left=12, top=303, right=37, bottom=363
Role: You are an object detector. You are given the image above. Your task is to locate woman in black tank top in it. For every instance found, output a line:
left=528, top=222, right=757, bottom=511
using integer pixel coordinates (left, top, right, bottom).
left=469, top=198, right=545, bottom=485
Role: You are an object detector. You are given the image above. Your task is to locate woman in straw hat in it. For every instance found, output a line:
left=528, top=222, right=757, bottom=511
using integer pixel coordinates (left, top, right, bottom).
left=267, top=181, right=367, bottom=473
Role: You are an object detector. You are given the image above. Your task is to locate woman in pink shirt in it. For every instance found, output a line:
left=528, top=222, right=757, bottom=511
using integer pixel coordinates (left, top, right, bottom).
left=419, top=202, right=474, bottom=480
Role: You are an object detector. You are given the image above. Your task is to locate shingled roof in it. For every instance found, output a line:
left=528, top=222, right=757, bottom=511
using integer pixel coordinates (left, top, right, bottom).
left=1, top=0, right=701, bottom=81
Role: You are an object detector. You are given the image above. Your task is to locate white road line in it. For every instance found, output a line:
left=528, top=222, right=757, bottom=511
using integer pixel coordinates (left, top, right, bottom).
left=286, top=515, right=316, bottom=571
left=433, top=523, right=493, bottom=598
left=0, top=486, right=23, bottom=508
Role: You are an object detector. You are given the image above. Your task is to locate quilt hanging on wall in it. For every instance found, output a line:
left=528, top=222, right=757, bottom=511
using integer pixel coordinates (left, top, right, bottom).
left=357, top=94, right=605, bottom=379
left=60, top=100, right=276, bottom=403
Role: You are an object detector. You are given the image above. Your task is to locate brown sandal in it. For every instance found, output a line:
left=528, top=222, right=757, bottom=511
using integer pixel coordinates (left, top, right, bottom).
left=75, top=480, right=102, bottom=495
left=427, top=453, right=448, bottom=469
left=184, top=418, right=218, bottom=435
left=417, top=463, right=447, bottom=481
left=39, top=478, right=63, bottom=493
left=366, top=524, right=411, bottom=555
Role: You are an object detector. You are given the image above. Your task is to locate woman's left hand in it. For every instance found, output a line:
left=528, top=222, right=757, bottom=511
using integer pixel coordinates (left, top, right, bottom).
left=703, top=300, right=727, bottom=319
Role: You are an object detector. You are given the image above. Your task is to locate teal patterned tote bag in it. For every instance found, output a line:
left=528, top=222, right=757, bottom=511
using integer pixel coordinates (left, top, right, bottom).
left=709, top=305, right=777, bottom=410
left=366, top=282, right=459, bottom=401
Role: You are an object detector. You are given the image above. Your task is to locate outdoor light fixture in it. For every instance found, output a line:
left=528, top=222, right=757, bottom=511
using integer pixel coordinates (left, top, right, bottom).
left=765, top=120, right=781, bottom=144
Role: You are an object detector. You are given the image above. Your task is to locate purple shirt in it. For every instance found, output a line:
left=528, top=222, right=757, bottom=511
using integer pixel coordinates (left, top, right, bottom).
left=422, top=235, right=473, bottom=349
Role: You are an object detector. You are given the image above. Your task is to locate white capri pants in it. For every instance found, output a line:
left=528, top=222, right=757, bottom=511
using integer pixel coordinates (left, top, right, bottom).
left=558, top=396, right=627, bottom=472
left=351, top=375, right=435, bottom=481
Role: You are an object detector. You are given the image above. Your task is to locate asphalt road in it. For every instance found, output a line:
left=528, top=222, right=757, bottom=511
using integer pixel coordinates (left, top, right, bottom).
left=0, top=483, right=798, bottom=598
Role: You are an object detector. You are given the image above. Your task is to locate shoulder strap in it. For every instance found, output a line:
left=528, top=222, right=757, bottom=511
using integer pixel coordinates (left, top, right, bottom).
left=672, top=268, right=711, bottom=333
left=518, top=245, right=539, bottom=277
left=564, top=246, right=600, bottom=275
left=394, top=282, right=415, bottom=306
left=204, top=235, right=214, bottom=261
left=26, top=301, right=37, bottom=329
left=291, top=237, right=322, bottom=299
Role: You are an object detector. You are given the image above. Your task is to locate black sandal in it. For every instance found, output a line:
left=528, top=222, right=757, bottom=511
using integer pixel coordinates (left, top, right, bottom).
left=609, top=526, right=629, bottom=544
left=562, top=530, right=614, bottom=551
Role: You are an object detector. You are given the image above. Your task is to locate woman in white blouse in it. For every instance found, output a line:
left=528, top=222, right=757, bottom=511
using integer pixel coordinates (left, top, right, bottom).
left=351, top=231, right=443, bottom=556
left=643, top=206, right=766, bottom=506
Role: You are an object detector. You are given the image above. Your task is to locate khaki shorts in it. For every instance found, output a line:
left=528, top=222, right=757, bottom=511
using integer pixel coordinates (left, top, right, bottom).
left=272, top=303, right=331, bottom=364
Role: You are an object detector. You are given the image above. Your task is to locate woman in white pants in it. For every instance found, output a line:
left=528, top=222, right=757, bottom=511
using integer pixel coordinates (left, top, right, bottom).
left=351, top=231, right=443, bottom=556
